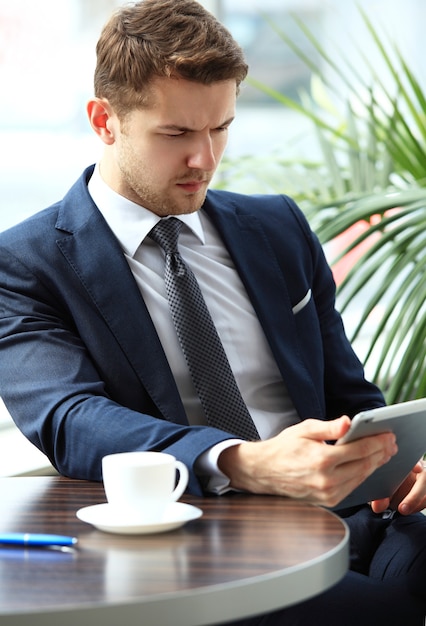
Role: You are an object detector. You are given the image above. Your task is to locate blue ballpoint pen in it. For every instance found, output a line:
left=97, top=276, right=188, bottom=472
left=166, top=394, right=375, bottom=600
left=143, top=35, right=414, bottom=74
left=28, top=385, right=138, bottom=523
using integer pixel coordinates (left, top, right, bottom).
left=0, top=533, right=78, bottom=547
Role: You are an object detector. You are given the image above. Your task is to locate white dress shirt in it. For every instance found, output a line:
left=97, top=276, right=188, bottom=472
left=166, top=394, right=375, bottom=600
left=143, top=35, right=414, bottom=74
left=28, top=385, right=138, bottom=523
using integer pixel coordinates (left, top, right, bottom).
left=88, top=165, right=300, bottom=491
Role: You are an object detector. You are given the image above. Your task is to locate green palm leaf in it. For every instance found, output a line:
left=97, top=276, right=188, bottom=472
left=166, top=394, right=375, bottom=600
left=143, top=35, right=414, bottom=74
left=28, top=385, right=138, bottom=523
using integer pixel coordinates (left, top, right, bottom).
left=218, top=7, right=426, bottom=402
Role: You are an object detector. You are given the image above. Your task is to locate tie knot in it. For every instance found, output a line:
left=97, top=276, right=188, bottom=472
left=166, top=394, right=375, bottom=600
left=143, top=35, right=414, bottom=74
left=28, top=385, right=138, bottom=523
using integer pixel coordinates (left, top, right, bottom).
left=149, top=217, right=183, bottom=254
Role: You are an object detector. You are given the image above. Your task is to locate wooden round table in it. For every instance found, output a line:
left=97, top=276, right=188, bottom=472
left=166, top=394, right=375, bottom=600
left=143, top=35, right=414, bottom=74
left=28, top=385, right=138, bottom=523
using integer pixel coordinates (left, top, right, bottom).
left=0, top=477, right=348, bottom=625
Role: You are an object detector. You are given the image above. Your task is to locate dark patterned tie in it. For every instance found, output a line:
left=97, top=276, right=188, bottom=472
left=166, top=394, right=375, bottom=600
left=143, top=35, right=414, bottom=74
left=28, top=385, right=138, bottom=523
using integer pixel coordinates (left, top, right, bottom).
left=149, top=217, right=260, bottom=440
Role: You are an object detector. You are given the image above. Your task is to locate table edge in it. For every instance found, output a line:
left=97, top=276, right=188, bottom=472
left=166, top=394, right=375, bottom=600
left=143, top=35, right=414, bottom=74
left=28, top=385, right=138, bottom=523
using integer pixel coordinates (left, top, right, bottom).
left=0, top=517, right=349, bottom=626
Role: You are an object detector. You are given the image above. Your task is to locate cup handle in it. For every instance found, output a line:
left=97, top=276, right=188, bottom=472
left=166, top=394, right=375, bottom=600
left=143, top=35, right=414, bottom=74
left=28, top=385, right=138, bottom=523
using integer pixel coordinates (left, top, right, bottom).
left=171, top=461, right=189, bottom=501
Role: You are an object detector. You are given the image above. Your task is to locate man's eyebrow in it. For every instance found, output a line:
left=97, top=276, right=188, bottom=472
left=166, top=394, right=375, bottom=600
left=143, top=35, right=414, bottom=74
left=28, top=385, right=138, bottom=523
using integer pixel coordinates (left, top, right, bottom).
left=157, top=117, right=235, bottom=132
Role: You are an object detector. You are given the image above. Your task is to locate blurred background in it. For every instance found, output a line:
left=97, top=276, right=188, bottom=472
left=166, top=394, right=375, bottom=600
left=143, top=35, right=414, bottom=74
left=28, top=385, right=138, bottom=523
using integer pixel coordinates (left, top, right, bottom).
left=0, top=0, right=425, bottom=473
left=2, top=0, right=425, bottom=228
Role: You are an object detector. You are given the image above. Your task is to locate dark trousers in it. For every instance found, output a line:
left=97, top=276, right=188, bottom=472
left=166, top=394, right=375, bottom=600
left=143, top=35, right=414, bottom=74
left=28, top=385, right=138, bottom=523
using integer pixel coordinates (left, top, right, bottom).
left=227, top=506, right=426, bottom=626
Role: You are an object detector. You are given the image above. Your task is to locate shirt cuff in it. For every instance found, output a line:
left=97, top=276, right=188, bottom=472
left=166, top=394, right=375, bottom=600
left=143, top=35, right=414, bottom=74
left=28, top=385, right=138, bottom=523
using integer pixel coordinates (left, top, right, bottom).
left=195, top=439, right=243, bottom=495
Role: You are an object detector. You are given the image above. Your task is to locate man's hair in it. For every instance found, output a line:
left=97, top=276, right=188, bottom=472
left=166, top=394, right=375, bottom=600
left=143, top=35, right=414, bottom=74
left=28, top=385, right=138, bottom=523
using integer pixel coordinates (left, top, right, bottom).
left=94, top=0, right=248, bottom=118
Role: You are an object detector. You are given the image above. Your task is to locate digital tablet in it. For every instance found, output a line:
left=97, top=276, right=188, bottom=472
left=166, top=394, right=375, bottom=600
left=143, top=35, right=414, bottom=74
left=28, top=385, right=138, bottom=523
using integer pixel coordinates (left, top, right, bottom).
left=332, top=398, right=426, bottom=510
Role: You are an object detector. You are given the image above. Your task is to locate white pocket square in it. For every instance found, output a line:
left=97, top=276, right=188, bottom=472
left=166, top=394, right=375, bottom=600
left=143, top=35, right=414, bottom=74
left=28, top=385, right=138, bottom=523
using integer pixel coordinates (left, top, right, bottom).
left=292, top=289, right=312, bottom=314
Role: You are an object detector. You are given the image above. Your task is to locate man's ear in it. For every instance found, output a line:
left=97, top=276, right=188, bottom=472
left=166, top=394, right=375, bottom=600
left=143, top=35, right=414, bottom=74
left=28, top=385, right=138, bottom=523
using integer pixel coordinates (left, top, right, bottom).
left=87, top=98, right=117, bottom=145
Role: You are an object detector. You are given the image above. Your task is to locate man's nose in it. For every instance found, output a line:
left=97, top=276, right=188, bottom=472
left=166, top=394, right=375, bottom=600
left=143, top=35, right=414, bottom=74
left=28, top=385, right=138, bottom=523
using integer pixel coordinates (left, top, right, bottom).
left=186, top=136, right=217, bottom=170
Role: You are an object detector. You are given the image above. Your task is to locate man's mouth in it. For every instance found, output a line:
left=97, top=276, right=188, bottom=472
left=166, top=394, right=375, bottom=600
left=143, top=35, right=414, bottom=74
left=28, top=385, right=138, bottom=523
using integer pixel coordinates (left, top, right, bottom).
left=176, top=180, right=207, bottom=193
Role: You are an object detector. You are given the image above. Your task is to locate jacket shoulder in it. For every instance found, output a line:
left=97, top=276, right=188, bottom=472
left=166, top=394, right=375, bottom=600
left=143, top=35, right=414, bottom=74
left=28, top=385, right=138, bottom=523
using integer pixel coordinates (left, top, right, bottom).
left=206, top=188, right=299, bottom=212
left=205, top=188, right=313, bottom=237
left=0, top=166, right=96, bottom=249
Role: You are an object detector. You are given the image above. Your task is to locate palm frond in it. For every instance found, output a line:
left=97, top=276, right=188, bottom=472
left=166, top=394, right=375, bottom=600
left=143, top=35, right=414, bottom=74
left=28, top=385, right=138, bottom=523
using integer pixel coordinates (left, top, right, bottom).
left=218, top=7, right=426, bottom=402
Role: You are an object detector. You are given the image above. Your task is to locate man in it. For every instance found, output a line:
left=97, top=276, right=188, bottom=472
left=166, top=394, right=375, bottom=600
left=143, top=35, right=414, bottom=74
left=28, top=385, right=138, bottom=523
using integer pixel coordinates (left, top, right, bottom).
left=0, top=1, right=425, bottom=623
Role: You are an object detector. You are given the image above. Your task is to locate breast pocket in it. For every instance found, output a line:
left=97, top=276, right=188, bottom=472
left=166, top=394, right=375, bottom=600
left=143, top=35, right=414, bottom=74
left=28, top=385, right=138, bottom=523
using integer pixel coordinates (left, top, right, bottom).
left=292, top=288, right=324, bottom=382
left=292, top=289, right=312, bottom=315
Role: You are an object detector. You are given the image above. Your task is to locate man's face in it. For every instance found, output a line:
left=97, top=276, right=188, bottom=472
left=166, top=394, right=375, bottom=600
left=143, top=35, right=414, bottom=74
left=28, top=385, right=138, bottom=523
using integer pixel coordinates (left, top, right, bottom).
left=102, top=77, right=236, bottom=216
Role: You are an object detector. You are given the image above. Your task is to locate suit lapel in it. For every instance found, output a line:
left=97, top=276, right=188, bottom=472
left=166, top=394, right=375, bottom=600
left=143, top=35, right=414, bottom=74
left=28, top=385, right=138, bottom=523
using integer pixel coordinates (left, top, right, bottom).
left=54, top=169, right=188, bottom=425
left=204, top=195, right=322, bottom=418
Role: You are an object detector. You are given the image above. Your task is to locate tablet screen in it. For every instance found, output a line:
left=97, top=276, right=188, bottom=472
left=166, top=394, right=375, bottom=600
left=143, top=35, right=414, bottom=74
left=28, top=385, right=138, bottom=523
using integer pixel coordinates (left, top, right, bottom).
left=332, top=399, right=426, bottom=510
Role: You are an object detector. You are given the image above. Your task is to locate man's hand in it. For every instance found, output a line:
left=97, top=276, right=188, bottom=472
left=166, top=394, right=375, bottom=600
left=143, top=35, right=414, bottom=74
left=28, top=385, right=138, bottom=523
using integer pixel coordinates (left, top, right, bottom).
left=218, top=416, right=398, bottom=509
left=371, top=460, right=426, bottom=515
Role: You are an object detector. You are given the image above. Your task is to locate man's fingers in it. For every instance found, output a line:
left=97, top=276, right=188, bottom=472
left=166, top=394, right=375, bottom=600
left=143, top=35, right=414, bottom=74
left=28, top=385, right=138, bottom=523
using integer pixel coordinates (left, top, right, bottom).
left=299, top=415, right=352, bottom=442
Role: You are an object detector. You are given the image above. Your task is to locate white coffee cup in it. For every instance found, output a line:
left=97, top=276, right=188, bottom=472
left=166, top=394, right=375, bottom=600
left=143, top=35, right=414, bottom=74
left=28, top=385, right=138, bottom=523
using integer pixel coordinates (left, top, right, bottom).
left=101, top=451, right=189, bottom=523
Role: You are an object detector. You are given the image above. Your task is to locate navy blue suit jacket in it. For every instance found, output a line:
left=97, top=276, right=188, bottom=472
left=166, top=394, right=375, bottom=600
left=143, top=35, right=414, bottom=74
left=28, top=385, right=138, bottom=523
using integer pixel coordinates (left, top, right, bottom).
left=0, top=166, right=384, bottom=494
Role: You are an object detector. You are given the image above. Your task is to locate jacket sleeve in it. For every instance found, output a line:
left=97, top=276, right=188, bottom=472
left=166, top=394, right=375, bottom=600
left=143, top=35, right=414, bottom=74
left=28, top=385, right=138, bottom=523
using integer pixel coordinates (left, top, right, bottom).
left=0, top=241, right=232, bottom=494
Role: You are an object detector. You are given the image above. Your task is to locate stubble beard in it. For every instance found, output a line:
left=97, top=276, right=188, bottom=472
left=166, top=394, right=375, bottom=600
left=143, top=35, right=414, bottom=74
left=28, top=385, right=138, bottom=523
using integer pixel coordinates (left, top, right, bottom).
left=118, top=157, right=210, bottom=216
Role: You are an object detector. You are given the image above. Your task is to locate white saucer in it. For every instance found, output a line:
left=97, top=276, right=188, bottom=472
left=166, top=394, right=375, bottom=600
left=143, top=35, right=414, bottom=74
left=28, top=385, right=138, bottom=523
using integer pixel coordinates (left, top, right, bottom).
left=76, top=502, right=203, bottom=535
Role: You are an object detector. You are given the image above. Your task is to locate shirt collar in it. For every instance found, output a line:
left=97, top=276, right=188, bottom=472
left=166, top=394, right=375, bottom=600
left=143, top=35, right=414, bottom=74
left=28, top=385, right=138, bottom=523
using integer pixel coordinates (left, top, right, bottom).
left=88, top=164, right=205, bottom=257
